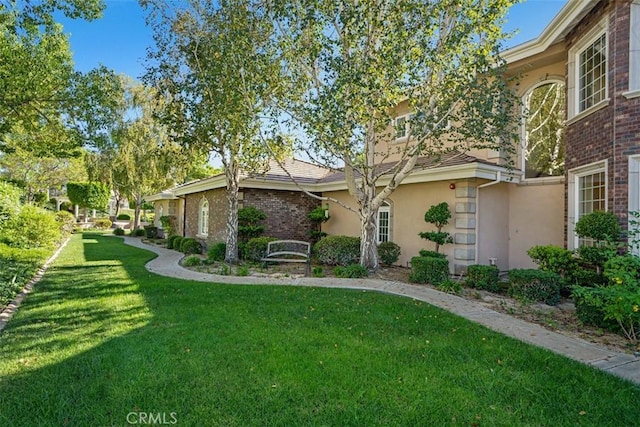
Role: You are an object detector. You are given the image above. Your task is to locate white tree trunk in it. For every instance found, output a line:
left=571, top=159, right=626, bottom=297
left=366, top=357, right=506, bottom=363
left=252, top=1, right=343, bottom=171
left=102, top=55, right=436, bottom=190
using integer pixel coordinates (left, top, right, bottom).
left=224, top=160, right=240, bottom=264
left=359, top=207, right=379, bottom=271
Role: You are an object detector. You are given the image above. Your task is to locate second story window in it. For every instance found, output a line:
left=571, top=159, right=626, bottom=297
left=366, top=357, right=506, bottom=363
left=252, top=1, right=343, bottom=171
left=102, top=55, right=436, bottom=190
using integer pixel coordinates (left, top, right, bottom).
left=578, top=32, right=607, bottom=112
left=394, top=116, right=407, bottom=139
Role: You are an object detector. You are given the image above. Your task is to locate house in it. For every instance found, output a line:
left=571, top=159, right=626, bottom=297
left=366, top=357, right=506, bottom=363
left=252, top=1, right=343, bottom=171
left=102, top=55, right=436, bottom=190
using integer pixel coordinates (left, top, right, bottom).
left=149, top=0, right=639, bottom=270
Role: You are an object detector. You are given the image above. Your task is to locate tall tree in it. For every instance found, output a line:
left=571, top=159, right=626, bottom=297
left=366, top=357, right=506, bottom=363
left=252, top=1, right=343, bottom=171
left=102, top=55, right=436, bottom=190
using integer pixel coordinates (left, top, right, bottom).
left=142, top=0, right=286, bottom=263
left=269, top=0, right=520, bottom=270
left=0, top=0, right=122, bottom=156
left=87, top=80, right=187, bottom=229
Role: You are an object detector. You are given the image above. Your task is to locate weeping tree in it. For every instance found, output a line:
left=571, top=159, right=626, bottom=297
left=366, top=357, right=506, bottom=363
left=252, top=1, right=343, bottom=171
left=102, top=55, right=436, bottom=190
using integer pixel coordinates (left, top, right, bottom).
left=142, top=0, right=288, bottom=263
left=268, top=0, right=520, bottom=270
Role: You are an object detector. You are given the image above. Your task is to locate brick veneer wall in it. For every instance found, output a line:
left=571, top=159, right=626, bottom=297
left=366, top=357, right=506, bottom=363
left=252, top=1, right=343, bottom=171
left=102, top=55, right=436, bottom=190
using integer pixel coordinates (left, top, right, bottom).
left=184, top=188, right=227, bottom=246
left=564, top=0, right=639, bottom=237
left=243, top=188, right=321, bottom=241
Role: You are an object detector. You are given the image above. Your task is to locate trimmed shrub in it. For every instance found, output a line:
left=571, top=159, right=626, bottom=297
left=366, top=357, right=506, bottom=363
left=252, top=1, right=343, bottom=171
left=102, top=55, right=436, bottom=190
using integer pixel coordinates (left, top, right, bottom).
left=313, top=235, right=360, bottom=266
left=334, top=263, right=368, bottom=278
left=207, top=242, right=227, bottom=262
left=55, top=210, right=76, bottom=236
left=244, top=236, right=278, bottom=262
left=238, top=206, right=267, bottom=243
left=508, top=269, right=562, bottom=305
left=166, top=235, right=181, bottom=249
left=144, top=226, right=159, bottom=239
left=409, top=256, right=449, bottom=286
left=1, top=205, right=61, bottom=249
left=130, top=228, right=145, bottom=237
left=466, top=265, right=500, bottom=292
left=575, top=210, right=622, bottom=243
left=171, top=236, right=183, bottom=250
left=182, top=255, right=202, bottom=267
left=113, top=227, right=125, bottom=236
left=180, top=238, right=203, bottom=255
left=116, top=213, right=131, bottom=220
left=378, top=241, right=401, bottom=266
left=418, top=249, right=446, bottom=259
left=527, top=245, right=579, bottom=285
left=93, top=218, right=112, bottom=229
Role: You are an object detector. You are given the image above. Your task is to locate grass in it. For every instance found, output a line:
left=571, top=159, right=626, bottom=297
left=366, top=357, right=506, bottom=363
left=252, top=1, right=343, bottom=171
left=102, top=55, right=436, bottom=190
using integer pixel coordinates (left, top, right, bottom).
left=1, top=233, right=639, bottom=426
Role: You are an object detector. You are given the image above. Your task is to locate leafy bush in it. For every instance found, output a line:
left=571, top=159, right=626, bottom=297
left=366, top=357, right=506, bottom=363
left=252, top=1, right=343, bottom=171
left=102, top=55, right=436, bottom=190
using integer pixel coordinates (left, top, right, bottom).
left=0, top=243, right=48, bottom=307
left=312, top=266, right=324, bottom=278
left=466, top=265, right=500, bottom=292
left=604, top=254, right=640, bottom=285
left=1, top=205, right=61, bottom=249
left=171, top=236, right=183, bottom=250
left=130, top=228, right=145, bottom=237
left=508, top=269, right=561, bottom=305
left=166, top=235, right=180, bottom=249
left=527, top=245, right=579, bottom=285
left=144, top=226, right=159, bottom=239
left=409, top=256, right=449, bottom=286
left=438, top=279, right=462, bottom=295
left=0, top=181, right=22, bottom=226
left=418, top=249, right=447, bottom=259
left=183, top=255, right=202, bottom=267
left=575, top=211, right=622, bottom=243
left=308, top=205, right=330, bottom=242
left=55, top=210, right=76, bottom=236
left=236, top=265, right=249, bottom=276
left=334, top=264, right=368, bottom=278
left=159, top=215, right=176, bottom=236
left=244, top=236, right=278, bottom=262
left=113, top=227, right=125, bottom=236
left=313, top=235, right=360, bottom=266
left=573, top=289, right=620, bottom=332
left=238, top=206, right=267, bottom=243
left=93, top=218, right=112, bottom=229
left=116, top=213, right=131, bottom=220
left=207, top=242, right=227, bottom=262
left=180, top=238, right=203, bottom=255
left=378, top=241, right=401, bottom=266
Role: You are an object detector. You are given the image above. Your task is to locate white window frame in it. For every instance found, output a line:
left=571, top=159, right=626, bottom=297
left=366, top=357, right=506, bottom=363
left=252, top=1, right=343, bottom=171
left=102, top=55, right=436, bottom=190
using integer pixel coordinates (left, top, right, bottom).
left=567, top=160, right=607, bottom=249
left=567, top=18, right=609, bottom=121
left=520, top=79, right=566, bottom=180
left=376, top=201, right=391, bottom=244
left=625, top=1, right=640, bottom=99
left=394, top=115, right=409, bottom=140
left=198, top=198, right=209, bottom=237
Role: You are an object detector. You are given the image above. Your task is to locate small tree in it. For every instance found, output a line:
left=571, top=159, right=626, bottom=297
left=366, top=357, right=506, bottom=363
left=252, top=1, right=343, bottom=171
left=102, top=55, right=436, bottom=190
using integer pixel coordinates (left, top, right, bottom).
left=419, top=202, right=453, bottom=254
left=308, top=205, right=330, bottom=243
left=66, top=181, right=110, bottom=221
left=238, top=206, right=267, bottom=245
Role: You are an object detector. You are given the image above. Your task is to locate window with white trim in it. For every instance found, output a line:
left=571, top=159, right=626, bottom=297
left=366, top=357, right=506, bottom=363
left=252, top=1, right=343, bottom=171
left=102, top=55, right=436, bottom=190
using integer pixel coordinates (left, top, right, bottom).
left=522, top=81, right=566, bottom=179
left=568, top=162, right=607, bottom=248
left=198, top=198, right=209, bottom=236
left=628, top=2, right=640, bottom=95
left=394, top=115, right=408, bottom=139
left=377, top=201, right=391, bottom=243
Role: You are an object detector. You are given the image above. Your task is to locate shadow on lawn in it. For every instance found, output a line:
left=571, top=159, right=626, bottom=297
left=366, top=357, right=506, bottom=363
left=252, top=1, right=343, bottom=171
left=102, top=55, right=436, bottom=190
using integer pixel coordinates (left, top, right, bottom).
left=1, top=233, right=640, bottom=426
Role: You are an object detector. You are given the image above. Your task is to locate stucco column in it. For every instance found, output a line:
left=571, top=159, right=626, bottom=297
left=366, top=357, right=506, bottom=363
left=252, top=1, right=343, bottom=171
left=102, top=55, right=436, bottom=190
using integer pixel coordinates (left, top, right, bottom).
left=453, top=181, right=477, bottom=275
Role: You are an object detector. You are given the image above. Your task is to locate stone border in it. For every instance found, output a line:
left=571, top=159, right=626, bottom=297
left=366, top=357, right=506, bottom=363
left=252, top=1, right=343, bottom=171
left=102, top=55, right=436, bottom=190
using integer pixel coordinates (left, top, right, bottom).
left=0, top=237, right=70, bottom=332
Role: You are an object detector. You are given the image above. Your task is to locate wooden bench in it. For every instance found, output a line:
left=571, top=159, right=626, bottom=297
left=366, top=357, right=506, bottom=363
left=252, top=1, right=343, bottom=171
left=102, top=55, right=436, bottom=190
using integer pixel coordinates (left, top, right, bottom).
left=260, top=240, right=312, bottom=276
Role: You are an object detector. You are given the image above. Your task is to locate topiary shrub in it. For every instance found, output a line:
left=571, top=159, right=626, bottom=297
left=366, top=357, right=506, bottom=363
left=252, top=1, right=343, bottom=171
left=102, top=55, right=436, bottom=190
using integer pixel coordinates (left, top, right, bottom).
left=116, top=213, right=131, bottom=220
left=466, top=265, right=500, bottom=292
left=409, top=256, right=449, bottom=286
left=334, top=263, right=368, bottom=278
left=527, top=245, right=579, bottom=286
left=508, top=269, right=562, bottom=305
left=166, top=235, right=180, bottom=249
left=144, top=225, right=159, bottom=239
left=171, top=236, right=183, bottom=250
left=418, top=202, right=453, bottom=253
left=378, top=241, right=401, bottom=266
left=113, top=227, right=125, bottom=236
left=207, top=242, right=227, bottom=262
left=313, top=235, right=360, bottom=266
left=180, top=237, right=203, bottom=255
left=244, top=236, right=278, bottom=262
left=238, top=206, right=267, bottom=243
left=418, top=249, right=447, bottom=259
left=575, top=211, right=622, bottom=243
left=182, top=255, right=202, bottom=267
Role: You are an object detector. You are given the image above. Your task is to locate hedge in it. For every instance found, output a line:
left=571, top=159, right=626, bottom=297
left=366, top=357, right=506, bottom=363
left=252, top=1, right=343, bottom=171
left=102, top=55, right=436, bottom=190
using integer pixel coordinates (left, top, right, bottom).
left=409, top=256, right=449, bottom=286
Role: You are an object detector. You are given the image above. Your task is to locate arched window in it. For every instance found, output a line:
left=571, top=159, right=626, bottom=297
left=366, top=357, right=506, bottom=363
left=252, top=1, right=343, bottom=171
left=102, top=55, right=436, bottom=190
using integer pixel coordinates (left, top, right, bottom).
left=523, top=81, right=566, bottom=179
left=377, top=201, right=391, bottom=244
left=198, top=198, right=209, bottom=236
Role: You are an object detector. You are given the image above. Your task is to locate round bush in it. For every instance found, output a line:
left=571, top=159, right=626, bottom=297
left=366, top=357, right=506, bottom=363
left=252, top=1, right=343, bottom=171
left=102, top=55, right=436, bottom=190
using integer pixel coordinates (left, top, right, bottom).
left=166, top=235, right=180, bottom=249
left=113, top=227, right=125, bottom=236
left=207, top=242, right=227, bottom=262
left=244, top=236, right=278, bottom=262
left=378, top=241, right=401, bottom=266
left=313, top=235, right=360, bottom=266
left=130, top=228, right=146, bottom=237
left=575, top=211, right=621, bottom=242
left=116, top=213, right=131, bottom=220
left=171, top=236, right=184, bottom=251
left=180, top=237, right=203, bottom=255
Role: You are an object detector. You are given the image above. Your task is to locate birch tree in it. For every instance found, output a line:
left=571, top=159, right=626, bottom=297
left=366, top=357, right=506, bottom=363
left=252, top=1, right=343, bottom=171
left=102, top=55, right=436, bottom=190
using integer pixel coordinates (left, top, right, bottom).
left=141, top=0, right=286, bottom=263
left=269, top=0, right=520, bottom=270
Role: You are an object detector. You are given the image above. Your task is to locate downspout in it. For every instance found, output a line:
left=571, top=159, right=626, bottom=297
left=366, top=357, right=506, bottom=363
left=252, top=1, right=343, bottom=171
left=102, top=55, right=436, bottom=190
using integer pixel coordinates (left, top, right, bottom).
left=474, top=171, right=502, bottom=266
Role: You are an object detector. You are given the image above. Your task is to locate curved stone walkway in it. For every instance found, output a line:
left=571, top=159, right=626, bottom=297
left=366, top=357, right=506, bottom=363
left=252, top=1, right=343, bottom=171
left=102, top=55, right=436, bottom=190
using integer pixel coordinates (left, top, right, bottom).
left=125, top=237, right=637, bottom=385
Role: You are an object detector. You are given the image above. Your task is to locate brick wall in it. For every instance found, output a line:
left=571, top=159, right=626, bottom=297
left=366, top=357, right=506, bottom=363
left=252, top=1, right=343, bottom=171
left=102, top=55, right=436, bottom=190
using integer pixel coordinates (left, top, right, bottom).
left=184, top=188, right=227, bottom=246
left=243, top=188, right=321, bottom=241
left=565, top=0, right=639, bottom=237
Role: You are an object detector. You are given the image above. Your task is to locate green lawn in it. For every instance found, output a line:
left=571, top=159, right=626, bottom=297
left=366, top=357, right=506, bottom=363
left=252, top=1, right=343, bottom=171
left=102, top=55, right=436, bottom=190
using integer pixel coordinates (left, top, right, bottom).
left=1, top=233, right=639, bottom=426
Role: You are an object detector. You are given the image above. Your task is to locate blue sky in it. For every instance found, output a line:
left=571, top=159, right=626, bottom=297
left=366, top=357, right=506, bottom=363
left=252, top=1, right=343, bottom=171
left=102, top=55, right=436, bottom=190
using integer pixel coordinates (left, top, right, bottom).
left=58, top=0, right=569, bottom=80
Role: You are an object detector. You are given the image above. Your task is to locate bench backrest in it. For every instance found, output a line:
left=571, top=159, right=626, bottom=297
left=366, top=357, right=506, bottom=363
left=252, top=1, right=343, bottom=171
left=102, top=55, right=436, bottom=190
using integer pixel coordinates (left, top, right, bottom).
left=265, top=240, right=311, bottom=258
